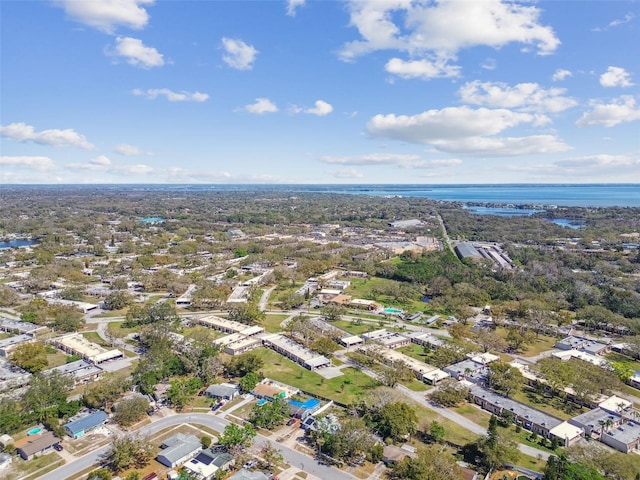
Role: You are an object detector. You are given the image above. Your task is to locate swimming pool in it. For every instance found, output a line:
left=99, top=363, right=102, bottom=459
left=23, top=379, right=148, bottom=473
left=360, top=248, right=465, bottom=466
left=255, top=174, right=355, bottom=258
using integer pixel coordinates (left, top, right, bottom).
left=257, top=399, right=268, bottom=406
left=384, top=308, right=403, bottom=314
left=27, top=428, right=41, bottom=436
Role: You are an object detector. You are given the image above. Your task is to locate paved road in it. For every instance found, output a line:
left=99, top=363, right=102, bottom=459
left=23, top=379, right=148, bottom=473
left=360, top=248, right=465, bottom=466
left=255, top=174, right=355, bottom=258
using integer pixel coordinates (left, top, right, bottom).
left=258, top=286, right=277, bottom=311
left=39, top=412, right=357, bottom=480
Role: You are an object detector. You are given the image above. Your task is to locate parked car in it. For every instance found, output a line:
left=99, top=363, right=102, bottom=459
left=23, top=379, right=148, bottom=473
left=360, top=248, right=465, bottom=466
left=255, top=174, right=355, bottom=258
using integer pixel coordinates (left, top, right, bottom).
left=54, top=444, right=63, bottom=451
left=287, top=418, right=296, bottom=426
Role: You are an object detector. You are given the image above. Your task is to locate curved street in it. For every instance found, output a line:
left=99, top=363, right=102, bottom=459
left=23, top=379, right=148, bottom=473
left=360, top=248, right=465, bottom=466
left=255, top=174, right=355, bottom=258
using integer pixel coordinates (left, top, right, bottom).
left=39, top=412, right=357, bottom=480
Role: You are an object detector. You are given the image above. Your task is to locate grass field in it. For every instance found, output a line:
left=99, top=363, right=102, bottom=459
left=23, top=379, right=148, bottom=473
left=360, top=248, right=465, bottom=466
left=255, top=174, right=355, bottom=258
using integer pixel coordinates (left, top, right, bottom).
left=262, top=313, right=291, bottom=333
left=332, top=320, right=378, bottom=336
left=46, top=350, right=69, bottom=368
left=254, top=348, right=380, bottom=404
left=81, top=331, right=111, bottom=347
left=106, top=321, right=138, bottom=338
left=345, top=277, right=428, bottom=313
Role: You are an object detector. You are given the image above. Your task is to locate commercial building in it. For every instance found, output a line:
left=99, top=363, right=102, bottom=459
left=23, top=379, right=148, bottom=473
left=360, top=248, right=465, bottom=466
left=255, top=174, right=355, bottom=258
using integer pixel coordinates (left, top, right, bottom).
left=262, top=334, right=331, bottom=370
left=0, top=357, right=31, bottom=392
left=601, top=421, right=640, bottom=453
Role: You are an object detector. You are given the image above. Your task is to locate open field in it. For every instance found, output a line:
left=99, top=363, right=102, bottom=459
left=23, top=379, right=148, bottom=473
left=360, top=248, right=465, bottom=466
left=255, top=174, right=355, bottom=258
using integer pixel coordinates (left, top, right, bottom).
left=262, top=313, right=291, bottom=333
left=254, top=347, right=380, bottom=405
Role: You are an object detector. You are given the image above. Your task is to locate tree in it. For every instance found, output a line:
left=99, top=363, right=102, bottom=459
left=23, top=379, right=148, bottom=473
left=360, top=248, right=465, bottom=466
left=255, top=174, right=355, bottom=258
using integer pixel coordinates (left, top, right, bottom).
left=376, top=401, right=418, bottom=441
left=166, top=377, right=203, bottom=411
left=10, top=342, right=48, bottom=373
left=249, top=396, right=289, bottom=430
left=226, top=351, right=264, bottom=377
left=474, top=327, right=507, bottom=353
left=218, top=423, right=256, bottom=455
left=544, top=453, right=606, bottom=480
left=82, top=373, right=131, bottom=410
left=201, top=436, right=212, bottom=448
left=227, top=303, right=265, bottom=324
left=239, top=372, right=262, bottom=392
left=23, top=370, right=74, bottom=420
left=321, top=303, right=346, bottom=322
left=103, top=291, right=133, bottom=311
left=390, top=445, right=464, bottom=480
left=477, top=415, right=520, bottom=469
left=487, top=361, right=524, bottom=396
left=106, top=435, right=154, bottom=473
left=126, top=302, right=178, bottom=326
left=113, top=396, right=150, bottom=427
left=379, top=361, right=413, bottom=388
left=429, top=379, right=469, bottom=407
left=429, top=421, right=446, bottom=443
left=88, top=468, right=112, bottom=480
left=261, top=441, right=284, bottom=470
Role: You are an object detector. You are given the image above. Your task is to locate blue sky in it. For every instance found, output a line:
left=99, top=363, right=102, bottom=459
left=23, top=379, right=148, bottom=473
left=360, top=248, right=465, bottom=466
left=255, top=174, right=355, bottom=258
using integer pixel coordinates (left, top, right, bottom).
left=1, top=0, right=639, bottom=184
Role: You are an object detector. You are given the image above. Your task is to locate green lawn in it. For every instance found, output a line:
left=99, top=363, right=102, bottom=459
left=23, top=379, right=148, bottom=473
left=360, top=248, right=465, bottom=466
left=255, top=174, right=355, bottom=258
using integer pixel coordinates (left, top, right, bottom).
left=254, top=347, right=380, bottom=405
left=606, top=351, right=640, bottom=373
left=106, top=320, right=138, bottom=338
left=47, top=351, right=69, bottom=368
left=398, top=343, right=431, bottom=362
left=511, top=387, right=588, bottom=420
left=332, top=320, right=378, bottom=336
left=454, top=404, right=491, bottom=429
left=81, top=331, right=111, bottom=347
left=262, top=314, right=290, bottom=333
left=345, top=277, right=428, bottom=313
left=493, top=329, right=558, bottom=357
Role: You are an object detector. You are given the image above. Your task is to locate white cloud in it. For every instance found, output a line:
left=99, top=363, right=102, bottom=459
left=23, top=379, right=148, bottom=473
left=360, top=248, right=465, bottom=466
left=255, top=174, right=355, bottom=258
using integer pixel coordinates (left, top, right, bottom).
left=54, top=0, right=154, bottom=34
left=367, top=106, right=540, bottom=143
left=108, top=36, right=164, bottom=68
left=244, top=98, right=278, bottom=114
left=340, top=0, right=559, bottom=62
left=0, top=122, right=94, bottom=149
left=593, top=12, right=636, bottom=32
left=600, top=66, right=634, bottom=88
left=286, top=0, right=305, bottom=17
left=385, top=57, right=460, bottom=80
left=431, top=135, right=571, bottom=156
left=552, top=69, right=572, bottom=81
left=305, top=100, right=333, bottom=116
left=458, top=81, right=577, bottom=113
left=114, top=143, right=143, bottom=155
left=321, top=153, right=461, bottom=169
left=132, top=88, right=209, bottom=102
left=481, top=58, right=497, bottom=71
left=0, top=155, right=56, bottom=171
left=328, top=168, right=364, bottom=179
left=221, top=37, right=258, bottom=70
left=555, top=154, right=639, bottom=170
left=90, top=155, right=111, bottom=166
left=576, top=96, right=640, bottom=127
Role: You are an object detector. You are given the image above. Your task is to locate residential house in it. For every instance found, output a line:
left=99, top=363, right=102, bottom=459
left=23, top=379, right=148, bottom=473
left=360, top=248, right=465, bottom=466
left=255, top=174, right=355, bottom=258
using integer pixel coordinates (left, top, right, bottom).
left=204, top=383, right=239, bottom=401
left=157, top=433, right=202, bottom=468
left=64, top=410, right=108, bottom=439
left=15, top=432, right=61, bottom=460
left=182, top=448, right=234, bottom=480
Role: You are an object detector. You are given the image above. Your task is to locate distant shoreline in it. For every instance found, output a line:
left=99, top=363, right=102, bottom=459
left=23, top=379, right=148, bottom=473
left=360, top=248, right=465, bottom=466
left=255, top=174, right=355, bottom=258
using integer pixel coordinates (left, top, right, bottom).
left=1, top=183, right=639, bottom=208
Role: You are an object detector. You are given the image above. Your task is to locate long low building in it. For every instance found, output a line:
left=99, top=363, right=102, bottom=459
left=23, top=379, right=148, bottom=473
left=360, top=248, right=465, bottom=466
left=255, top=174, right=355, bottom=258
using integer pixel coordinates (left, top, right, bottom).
left=43, top=359, right=103, bottom=385
left=52, top=333, right=123, bottom=364
left=361, top=329, right=410, bottom=349
left=0, top=357, right=31, bottom=392
left=469, top=386, right=582, bottom=446
left=197, top=315, right=264, bottom=336
left=262, top=334, right=331, bottom=370
left=373, top=347, right=449, bottom=385
left=0, top=334, right=35, bottom=357
left=0, top=318, right=47, bottom=336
